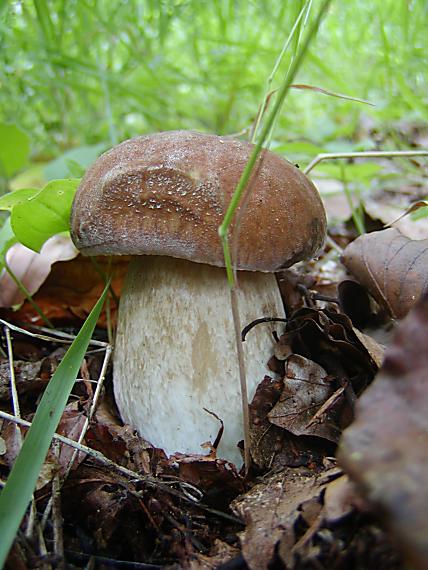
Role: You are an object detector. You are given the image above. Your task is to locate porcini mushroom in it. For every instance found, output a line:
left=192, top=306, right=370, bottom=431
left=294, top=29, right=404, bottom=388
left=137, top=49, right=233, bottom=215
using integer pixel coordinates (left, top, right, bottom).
left=70, top=130, right=326, bottom=465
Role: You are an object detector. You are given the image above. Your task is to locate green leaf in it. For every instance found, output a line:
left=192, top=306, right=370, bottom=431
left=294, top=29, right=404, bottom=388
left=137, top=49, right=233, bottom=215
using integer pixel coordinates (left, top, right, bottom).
left=0, top=217, right=18, bottom=268
left=317, top=162, right=382, bottom=182
left=64, top=158, right=87, bottom=178
left=44, top=143, right=106, bottom=180
left=0, top=124, right=31, bottom=178
left=411, top=205, right=428, bottom=221
left=273, top=141, right=326, bottom=156
left=0, top=282, right=109, bottom=567
left=10, top=179, right=80, bottom=252
left=0, top=188, right=40, bottom=211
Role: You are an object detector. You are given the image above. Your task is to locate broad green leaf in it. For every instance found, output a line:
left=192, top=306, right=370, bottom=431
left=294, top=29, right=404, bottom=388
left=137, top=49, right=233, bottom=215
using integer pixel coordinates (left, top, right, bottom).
left=44, top=143, right=106, bottom=180
left=64, top=158, right=87, bottom=178
left=324, top=140, right=359, bottom=153
left=0, top=188, right=40, bottom=211
left=0, top=282, right=109, bottom=567
left=0, top=217, right=17, bottom=268
left=0, top=124, right=31, bottom=178
left=10, top=179, right=80, bottom=252
left=273, top=141, right=326, bottom=156
left=317, top=162, right=382, bottom=182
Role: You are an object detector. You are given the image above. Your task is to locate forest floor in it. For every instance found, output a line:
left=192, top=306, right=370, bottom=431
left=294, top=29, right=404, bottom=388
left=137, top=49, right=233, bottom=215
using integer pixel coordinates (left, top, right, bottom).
left=1, top=125, right=427, bottom=569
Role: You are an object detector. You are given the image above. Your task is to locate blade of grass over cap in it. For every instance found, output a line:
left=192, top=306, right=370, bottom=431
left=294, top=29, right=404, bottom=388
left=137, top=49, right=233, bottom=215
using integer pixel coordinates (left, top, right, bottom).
left=217, top=0, right=332, bottom=474
left=250, top=0, right=311, bottom=145
left=0, top=282, right=109, bottom=567
left=218, top=0, right=332, bottom=287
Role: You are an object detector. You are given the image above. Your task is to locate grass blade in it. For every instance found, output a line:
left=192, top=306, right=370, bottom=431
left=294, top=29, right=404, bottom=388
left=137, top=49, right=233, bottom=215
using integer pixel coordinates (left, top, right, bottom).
left=0, top=283, right=109, bottom=567
left=218, top=0, right=333, bottom=285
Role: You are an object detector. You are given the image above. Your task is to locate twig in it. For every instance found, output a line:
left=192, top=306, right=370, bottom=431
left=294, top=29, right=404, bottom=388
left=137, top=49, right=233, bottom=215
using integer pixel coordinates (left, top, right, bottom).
left=0, top=318, right=108, bottom=348
left=66, top=344, right=112, bottom=475
left=0, top=410, right=203, bottom=503
left=35, top=523, right=51, bottom=570
left=241, top=317, right=287, bottom=342
left=5, top=325, right=49, bottom=561
left=4, top=327, right=21, bottom=433
left=230, top=287, right=250, bottom=473
left=325, top=235, right=343, bottom=255
left=41, top=344, right=113, bottom=528
left=51, top=441, right=64, bottom=570
left=304, top=149, right=428, bottom=175
left=305, top=386, right=345, bottom=429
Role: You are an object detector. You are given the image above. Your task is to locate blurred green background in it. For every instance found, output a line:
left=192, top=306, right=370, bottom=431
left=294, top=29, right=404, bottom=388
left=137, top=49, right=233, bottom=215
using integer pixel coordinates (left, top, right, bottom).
left=0, top=0, right=427, bottom=185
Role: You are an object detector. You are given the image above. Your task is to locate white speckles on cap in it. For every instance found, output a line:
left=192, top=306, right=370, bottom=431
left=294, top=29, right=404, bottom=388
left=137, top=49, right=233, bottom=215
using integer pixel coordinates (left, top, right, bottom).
left=70, top=130, right=326, bottom=271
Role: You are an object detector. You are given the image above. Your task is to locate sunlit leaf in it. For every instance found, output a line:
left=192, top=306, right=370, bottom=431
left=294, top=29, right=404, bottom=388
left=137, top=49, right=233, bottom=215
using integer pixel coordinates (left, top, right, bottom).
left=44, top=143, right=106, bottom=180
left=10, top=179, right=80, bottom=252
left=317, top=161, right=382, bottom=181
left=273, top=141, right=326, bottom=155
left=0, top=188, right=40, bottom=211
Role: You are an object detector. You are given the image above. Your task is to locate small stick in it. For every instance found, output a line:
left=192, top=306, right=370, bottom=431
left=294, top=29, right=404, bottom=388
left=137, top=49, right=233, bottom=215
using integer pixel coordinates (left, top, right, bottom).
left=51, top=441, right=65, bottom=570
left=0, top=410, right=202, bottom=502
left=230, top=287, right=251, bottom=473
left=0, top=318, right=108, bottom=348
left=304, top=149, right=428, bottom=175
left=4, top=327, right=22, bottom=431
left=66, top=344, right=112, bottom=476
left=5, top=326, right=49, bottom=560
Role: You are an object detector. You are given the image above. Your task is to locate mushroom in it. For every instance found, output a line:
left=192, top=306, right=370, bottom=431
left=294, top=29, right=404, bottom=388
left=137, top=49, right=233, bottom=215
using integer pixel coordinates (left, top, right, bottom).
left=70, top=130, right=326, bottom=465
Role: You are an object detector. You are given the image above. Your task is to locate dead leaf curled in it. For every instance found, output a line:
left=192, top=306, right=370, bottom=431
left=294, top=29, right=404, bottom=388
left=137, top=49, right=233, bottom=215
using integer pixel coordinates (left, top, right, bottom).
left=342, top=228, right=428, bottom=318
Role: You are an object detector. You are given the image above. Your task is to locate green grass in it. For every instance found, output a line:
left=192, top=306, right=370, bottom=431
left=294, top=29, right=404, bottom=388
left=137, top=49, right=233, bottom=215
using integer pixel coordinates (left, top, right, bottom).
left=0, top=283, right=109, bottom=567
left=0, top=0, right=426, bottom=165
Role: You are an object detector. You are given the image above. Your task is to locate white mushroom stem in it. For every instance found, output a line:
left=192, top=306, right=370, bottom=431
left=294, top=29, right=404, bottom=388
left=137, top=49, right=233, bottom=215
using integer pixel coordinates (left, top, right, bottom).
left=113, top=255, right=285, bottom=466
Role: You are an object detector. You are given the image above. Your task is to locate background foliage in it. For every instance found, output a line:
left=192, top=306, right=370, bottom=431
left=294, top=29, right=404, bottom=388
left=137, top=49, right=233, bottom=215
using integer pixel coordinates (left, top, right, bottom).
left=1, top=0, right=427, bottom=181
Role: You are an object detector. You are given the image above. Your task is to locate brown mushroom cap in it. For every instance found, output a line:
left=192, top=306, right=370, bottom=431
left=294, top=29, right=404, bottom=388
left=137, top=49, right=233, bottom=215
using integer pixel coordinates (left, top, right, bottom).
left=70, top=130, right=326, bottom=272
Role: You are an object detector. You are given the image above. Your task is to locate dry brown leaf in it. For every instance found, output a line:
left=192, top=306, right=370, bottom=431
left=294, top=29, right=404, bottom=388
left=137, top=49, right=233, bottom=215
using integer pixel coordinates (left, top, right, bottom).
left=248, top=376, right=288, bottom=469
left=248, top=376, right=327, bottom=470
left=342, top=228, right=428, bottom=318
left=339, top=290, right=428, bottom=569
left=351, top=327, right=385, bottom=368
left=85, top=401, right=153, bottom=475
left=268, top=355, right=342, bottom=443
left=232, top=469, right=327, bottom=570
left=0, top=360, right=44, bottom=401
left=322, top=474, right=368, bottom=523
left=364, top=198, right=428, bottom=240
left=384, top=200, right=428, bottom=228
left=62, top=464, right=138, bottom=549
left=187, top=540, right=240, bottom=569
left=0, top=254, right=129, bottom=327
left=173, top=454, right=244, bottom=509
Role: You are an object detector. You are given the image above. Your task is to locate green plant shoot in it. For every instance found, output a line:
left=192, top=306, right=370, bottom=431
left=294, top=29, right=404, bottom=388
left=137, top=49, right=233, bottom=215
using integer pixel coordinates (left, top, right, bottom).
left=0, top=282, right=109, bottom=567
left=218, top=0, right=332, bottom=287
